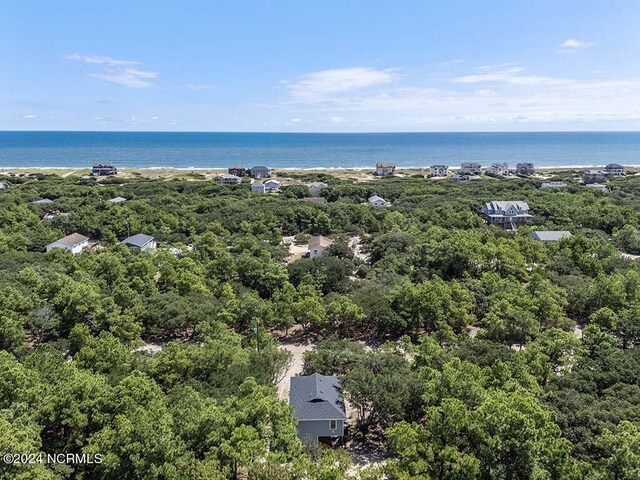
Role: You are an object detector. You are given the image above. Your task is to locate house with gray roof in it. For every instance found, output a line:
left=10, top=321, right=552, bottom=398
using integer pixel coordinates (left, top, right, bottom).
left=307, top=181, right=328, bottom=196
left=121, top=233, right=156, bottom=251
left=603, top=163, right=626, bottom=176
left=249, top=165, right=272, bottom=178
left=482, top=201, right=532, bottom=230
left=107, top=196, right=127, bottom=204
left=532, top=231, right=572, bottom=242
left=540, top=181, right=567, bottom=189
left=368, top=195, right=389, bottom=208
left=31, top=198, right=54, bottom=205
left=290, top=373, right=346, bottom=445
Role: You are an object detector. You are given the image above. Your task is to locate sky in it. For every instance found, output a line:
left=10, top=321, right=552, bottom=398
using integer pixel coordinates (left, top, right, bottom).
left=2, top=0, right=640, bottom=132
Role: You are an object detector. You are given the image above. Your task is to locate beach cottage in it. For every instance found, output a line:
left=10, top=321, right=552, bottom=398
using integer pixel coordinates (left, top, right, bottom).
left=121, top=234, right=157, bottom=251
left=46, top=233, right=90, bottom=254
left=516, top=163, right=535, bottom=175
left=531, top=231, right=572, bottom=242
left=308, top=235, right=333, bottom=258
left=307, top=181, right=328, bottom=196
left=429, top=165, right=449, bottom=177
left=249, top=166, right=272, bottom=178
left=290, top=373, right=346, bottom=445
left=92, top=163, right=117, bottom=176
left=368, top=195, right=390, bottom=208
left=375, top=162, right=396, bottom=176
left=486, top=162, right=509, bottom=176
left=460, top=162, right=482, bottom=175
left=482, top=201, right=532, bottom=230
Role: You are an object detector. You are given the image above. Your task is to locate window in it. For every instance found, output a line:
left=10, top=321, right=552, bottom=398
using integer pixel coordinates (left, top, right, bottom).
left=330, top=419, right=337, bottom=430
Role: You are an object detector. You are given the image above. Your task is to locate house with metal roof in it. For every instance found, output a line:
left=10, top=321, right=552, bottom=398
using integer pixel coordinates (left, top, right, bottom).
left=531, top=231, right=572, bottom=242
left=107, top=196, right=127, bottom=204
left=46, top=233, right=90, bottom=254
left=482, top=201, right=532, bottom=230
left=368, top=195, right=389, bottom=208
left=290, top=373, right=346, bottom=445
left=121, top=233, right=157, bottom=251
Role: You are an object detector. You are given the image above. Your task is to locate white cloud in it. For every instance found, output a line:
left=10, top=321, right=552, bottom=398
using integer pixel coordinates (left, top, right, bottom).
left=329, top=116, right=347, bottom=124
left=64, top=53, right=158, bottom=88
left=22, top=114, right=37, bottom=119
left=287, top=67, right=396, bottom=103
left=183, top=83, right=212, bottom=90
left=557, top=38, right=595, bottom=53
left=289, top=118, right=301, bottom=123
left=452, top=65, right=572, bottom=86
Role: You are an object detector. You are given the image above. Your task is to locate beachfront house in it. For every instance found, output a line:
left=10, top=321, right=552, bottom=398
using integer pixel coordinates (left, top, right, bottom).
left=586, top=183, right=609, bottom=192
left=251, top=183, right=267, bottom=193
left=107, top=196, right=127, bottom=204
left=460, top=162, right=482, bottom=175
left=516, top=163, right=535, bottom=175
left=532, top=231, right=572, bottom=242
left=541, top=181, right=567, bottom=189
left=121, top=233, right=157, bottom=251
left=429, top=165, right=449, bottom=177
left=486, top=162, right=509, bottom=176
left=46, top=233, right=90, bottom=254
left=449, top=175, right=469, bottom=183
left=218, top=173, right=242, bottom=184
left=92, top=163, right=117, bottom=176
left=249, top=166, right=272, bottom=178
left=368, top=195, right=390, bottom=208
left=264, top=179, right=281, bottom=191
left=375, top=162, right=396, bottom=176
left=290, top=373, right=346, bottom=445
left=308, top=235, right=333, bottom=258
left=582, top=171, right=607, bottom=184
left=603, top=163, right=626, bottom=176
left=307, top=181, right=328, bottom=196
left=482, top=201, right=532, bottom=230
left=228, top=166, right=247, bottom=177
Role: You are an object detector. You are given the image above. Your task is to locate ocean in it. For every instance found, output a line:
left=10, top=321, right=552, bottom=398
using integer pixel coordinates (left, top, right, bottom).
left=1, top=131, right=639, bottom=169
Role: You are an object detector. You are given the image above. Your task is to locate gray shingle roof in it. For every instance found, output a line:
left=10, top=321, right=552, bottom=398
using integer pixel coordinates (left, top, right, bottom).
left=122, top=233, right=154, bottom=248
left=290, top=373, right=346, bottom=420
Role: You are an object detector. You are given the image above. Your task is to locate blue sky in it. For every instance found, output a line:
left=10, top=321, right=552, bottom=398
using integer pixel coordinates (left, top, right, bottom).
left=2, top=0, right=640, bottom=132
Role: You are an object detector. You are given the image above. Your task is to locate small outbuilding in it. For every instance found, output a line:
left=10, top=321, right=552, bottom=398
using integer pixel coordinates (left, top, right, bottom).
left=368, top=195, right=390, bottom=208
left=531, top=231, right=572, bottom=242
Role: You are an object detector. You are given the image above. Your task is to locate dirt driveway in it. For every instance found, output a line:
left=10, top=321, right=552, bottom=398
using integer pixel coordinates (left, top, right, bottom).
left=277, top=339, right=315, bottom=400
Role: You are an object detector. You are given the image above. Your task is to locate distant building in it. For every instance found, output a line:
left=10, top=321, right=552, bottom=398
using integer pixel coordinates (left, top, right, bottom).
left=251, top=183, right=267, bottom=193
left=449, top=175, right=469, bottom=183
left=582, top=171, right=607, bottom=184
left=368, top=195, right=389, bottom=208
left=30, top=198, right=54, bottom=205
left=482, top=201, right=532, bottom=230
left=46, top=233, right=90, bottom=254
left=307, top=181, right=328, bottom=196
left=375, top=162, right=396, bottom=176
left=218, top=173, right=242, bottom=184
left=42, top=210, right=70, bottom=222
left=249, top=166, right=272, bottom=178
left=515, top=163, right=535, bottom=175
left=460, top=162, right=482, bottom=175
left=121, top=233, right=156, bottom=251
left=586, top=183, right=609, bottom=192
left=603, top=163, right=626, bottom=176
left=532, top=231, right=572, bottom=242
left=300, top=197, right=327, bottom=204
left=92, top=163, right=117, bottom=176
left=107, top=196, right=127, bottom=204
left=486, top=162, right=509, bottom=176
left=264, top=179, right=281, bottom=191
left=0, top=181, right=8, bottom=190
left=228, top=166, right=247, bottom=177
left=308, top=235, right=334, bottom=258
left=290, top=373, right=346, bottom=445
left=540, top=181, right=567, bottom=189
left=429, top=165, right=449, bottom=177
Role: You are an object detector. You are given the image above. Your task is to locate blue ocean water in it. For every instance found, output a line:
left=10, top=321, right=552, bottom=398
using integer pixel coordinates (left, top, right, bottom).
left=0, top=131, right=639, bottom=169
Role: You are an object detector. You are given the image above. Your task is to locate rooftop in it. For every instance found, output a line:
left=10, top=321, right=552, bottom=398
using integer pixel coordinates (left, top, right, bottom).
left=532, top=230, right=572, bottom=242
left=290, top=373, right=346, bottom=420
left=55, top=233, right=89, bottom=246
left=308, top=235, right=333, bottom=249
left=122, top=233, right=155, bottom=248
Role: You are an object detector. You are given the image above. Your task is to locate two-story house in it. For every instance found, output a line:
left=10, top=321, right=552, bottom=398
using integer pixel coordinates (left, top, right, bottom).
left=290, top=373, right=346, bottom=445
left=249, top=166, right=272, bottom=178
left=429, top=165, right=449, bottom=177
left=46, top=233, right=90, bottom=254
left=460, top=162, right=482, bottom=175
left=515, top=163, right=535, bottom=175
left=486, top=162, right=509, bottom=176
left=92, top=163, right=117, bottom=176
left=482, top=201, right=532, bottom=230
left=603, top=163, right=626, bottom=176
left=375, top=162, right=396, bottom=176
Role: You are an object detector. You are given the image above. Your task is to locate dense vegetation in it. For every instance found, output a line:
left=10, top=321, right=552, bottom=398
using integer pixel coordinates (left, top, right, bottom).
left=1, top=170, right=640, bottom=479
